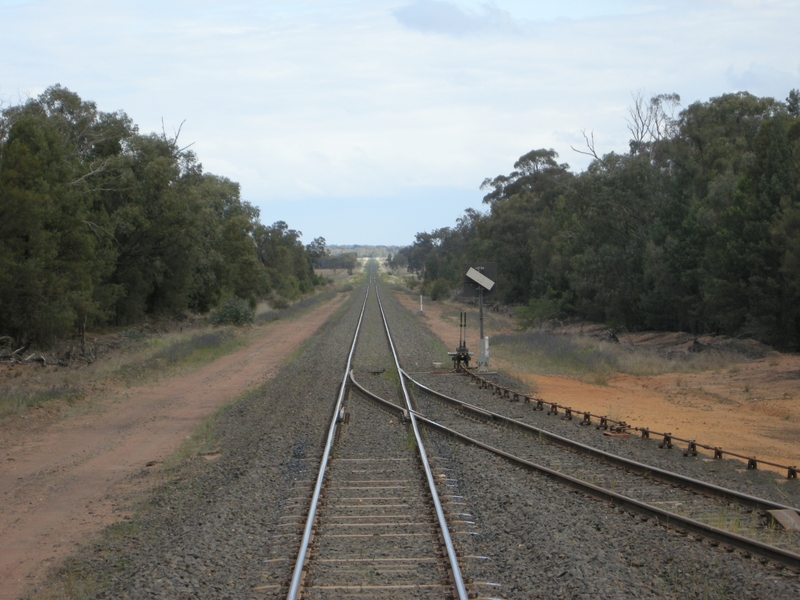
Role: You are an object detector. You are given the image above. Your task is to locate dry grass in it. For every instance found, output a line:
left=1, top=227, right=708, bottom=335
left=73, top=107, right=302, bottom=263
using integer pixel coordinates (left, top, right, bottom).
left=491, top=329, right=761, bottom=379
left=0, top=383, right=85, bottom=419
left=0, top=326, right=245, bottom=421
left=0, top=289, right=339, bottom=421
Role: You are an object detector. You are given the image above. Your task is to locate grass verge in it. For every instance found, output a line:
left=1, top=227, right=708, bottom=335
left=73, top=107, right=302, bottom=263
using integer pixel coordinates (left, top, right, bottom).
left=0, top=327, right=247, bottom=421
left=1, top=289, right=340, bottom=422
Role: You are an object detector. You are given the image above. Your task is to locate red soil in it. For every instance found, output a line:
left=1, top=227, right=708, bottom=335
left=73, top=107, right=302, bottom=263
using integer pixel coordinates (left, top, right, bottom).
left=392, top=291, right=800, bottom=475
left=0, top=293, right=346, bottom=600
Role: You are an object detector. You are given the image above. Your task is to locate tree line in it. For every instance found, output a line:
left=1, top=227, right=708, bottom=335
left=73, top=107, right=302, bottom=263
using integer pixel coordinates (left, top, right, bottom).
left=395, top=90, right=800, bottom=349
left=315, top=252, right=359, bottom=274
left=0, top=85, right=323, bottom=346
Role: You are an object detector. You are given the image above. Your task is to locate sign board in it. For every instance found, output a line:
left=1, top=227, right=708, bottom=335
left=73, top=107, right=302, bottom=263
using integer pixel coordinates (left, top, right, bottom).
left=466, top=267, right=494, bottom=291
left=462, top=263, right=497, bottom=298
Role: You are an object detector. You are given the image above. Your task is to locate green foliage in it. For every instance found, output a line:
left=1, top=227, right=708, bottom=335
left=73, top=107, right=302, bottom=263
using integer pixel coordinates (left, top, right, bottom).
left=0, top=86, right=320, bottom=347
left=305, top=236, right=329, bottom=266
left=398, top=90, right=800, bottom=348
left=386, top=251, right=409, bottom=274
left=316, top=251, right=359, bottom=274
left=427, top=278, right=450, bottom=301
left=209, top=297, right=255, bottom=326
left=254, top=220, right=318, bottom=297
left=269, top=296, right=290, bottom=310
left=186, top=174, right=266, bottom=313
left=0, top=88, right=120, bottom=344
left=516, top=296, right=565, bottom=329
left=404, top=275, right=420, bottom=290
left=788, top=89, right=800, bottom=117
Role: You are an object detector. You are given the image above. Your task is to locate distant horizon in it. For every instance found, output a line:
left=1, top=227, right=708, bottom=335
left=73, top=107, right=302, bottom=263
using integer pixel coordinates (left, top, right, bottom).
left=326, top=244, right=404, bottom=248
left=325, top=243, right=406, bottom=257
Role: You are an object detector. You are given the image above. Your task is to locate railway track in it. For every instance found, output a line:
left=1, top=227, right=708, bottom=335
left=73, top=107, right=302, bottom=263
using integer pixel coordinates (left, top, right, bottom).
left=285, top=278, right=473, bottom=599
left=348, top=279, right=800, bottom=576
left=284, top=274, right=799, bottom=599
left=72, top=269, right=800, bottom=598
left=404, top=377, right=800, bottom=567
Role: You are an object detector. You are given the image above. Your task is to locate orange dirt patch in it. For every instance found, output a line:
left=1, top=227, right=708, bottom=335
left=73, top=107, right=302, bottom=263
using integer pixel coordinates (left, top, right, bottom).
left=0, top=293, right=347, bottom=600
left=393, top=290, right=800, bottom=475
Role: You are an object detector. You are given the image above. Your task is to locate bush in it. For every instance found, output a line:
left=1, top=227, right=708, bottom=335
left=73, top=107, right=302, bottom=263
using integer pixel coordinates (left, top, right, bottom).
left=404, top=276, right=420, bottom=290
left=428, top=278, right=450, bottom=301
left=269, top=296, right=290, bottom=310
left=209, top=297, right=254, bottom=326
left=516, top=296, right=564, bottom=329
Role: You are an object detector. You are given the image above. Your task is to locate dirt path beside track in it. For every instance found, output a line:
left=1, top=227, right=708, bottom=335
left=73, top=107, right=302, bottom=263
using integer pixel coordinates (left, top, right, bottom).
left=0, top=293, right=346, bottom=600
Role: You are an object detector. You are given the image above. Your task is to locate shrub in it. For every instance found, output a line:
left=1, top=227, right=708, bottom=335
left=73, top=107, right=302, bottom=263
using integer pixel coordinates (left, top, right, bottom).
left=516, top=296, right=564, bottom=329
left=209, top=297, right=254, bottom=326
left=429, top=278, right=450, bottom=301
left=404, top=276, right=420, bottom=290
left=269, top=296, right=290, bottom=310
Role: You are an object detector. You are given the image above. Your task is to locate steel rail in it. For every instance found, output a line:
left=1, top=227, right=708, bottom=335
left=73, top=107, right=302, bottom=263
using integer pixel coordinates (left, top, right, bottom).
left=415, top=415, right=800, bottom=571
left=403, top=371, right=800, bottom=514
left=374, top=285, right=469, bottom=600
left=462, top=368, right=798, bottom=478
left=286, top=280, right=371, bottom=600
left=348, top=373, right=800, bottom=571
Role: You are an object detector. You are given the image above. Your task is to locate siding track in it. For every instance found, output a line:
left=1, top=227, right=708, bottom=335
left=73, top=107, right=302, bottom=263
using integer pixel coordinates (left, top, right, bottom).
left=403, top=374, right=800, bottom=568
left=78, top=272, right=800, bottom=599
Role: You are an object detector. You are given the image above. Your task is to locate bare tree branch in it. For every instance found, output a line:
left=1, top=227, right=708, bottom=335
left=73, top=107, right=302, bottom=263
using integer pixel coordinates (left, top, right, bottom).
left=68, top=158, right=111, bottom=186
left=160, top=118, right=195, bottom=156
left=570, top=129, right=601, bottom=160
left=82, top=220, right=121, bottom=247
left=626, top=89, right=652, bottom=150
left=625, top=90, right=681, bottom=159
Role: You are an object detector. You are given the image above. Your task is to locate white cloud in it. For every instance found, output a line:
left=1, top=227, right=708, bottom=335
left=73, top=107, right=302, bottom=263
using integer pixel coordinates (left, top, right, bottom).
left=725, top=63, right=800, bottom=96
left=393, top=1, right=521, bottom=36
left=2, top=0, right=799, bottom=243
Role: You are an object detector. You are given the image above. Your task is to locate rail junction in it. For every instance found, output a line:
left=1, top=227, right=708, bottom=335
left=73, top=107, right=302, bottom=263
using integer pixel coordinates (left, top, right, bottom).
left=279, top=270, right=800, bottom=598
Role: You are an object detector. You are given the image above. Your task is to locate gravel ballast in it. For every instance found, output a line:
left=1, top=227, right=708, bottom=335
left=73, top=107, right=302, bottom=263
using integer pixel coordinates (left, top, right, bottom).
left=375, top=283, right=800, bottom=599
left=37, top=279, right=800, bottom=599
left=44, top=286, right=368, bottom=599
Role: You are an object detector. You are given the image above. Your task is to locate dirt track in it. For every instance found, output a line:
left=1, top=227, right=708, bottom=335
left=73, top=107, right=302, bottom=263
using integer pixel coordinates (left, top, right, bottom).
left=0, top=293, right=346, bottom=600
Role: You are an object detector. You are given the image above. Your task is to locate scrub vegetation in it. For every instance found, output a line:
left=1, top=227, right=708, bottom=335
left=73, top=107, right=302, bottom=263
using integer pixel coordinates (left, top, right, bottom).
left=0, top=287, right=337, bottom=420
left=491, top=329, right=765, bottom=379
left=390, top=89, right=800, bottom=350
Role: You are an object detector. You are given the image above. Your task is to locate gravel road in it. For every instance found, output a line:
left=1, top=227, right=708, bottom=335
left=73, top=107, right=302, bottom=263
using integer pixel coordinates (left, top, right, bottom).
left=36, top=280, right=800, bottom=599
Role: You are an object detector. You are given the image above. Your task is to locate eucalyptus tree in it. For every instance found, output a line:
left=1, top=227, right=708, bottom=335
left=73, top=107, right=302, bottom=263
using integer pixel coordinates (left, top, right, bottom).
left=0, top=86, right=126, bottom=342
left=0, top=85, right=318, bottom=346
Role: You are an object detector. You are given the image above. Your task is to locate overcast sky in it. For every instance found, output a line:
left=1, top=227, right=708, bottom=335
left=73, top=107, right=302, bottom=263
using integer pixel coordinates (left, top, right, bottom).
left=2, top=0, right=798, bottom=245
